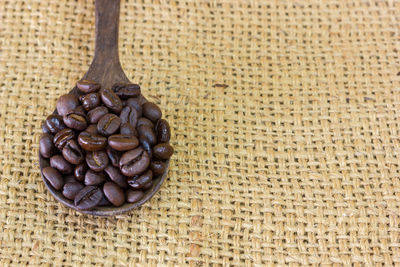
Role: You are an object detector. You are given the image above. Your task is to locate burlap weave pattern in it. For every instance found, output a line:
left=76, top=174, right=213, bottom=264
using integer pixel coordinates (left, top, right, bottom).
left=1, top=0, right=399, bottom=266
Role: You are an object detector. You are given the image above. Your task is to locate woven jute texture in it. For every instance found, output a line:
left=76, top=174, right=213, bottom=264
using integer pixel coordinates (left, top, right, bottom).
left=1, top=0, right=399, bottom=266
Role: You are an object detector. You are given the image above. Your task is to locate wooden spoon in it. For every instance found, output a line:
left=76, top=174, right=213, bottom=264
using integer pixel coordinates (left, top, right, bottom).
left=39, top=0, right=169, bottom=216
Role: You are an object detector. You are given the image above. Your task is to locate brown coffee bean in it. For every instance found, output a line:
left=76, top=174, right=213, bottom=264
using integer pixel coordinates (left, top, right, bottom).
left=87, top=106, right=108, bottom=124
left=137, top=117, right=154, bottom=129
left=45, top=114, right=66, bottom=134
left=153, top=143, right=174, bottom=160
left=119, top=148, right=150, bottom=176
left=108, top=134, right=139, bottom=151
left=103, top=182, right=125, bottom=206
left=74, top=186, right=103, bottom=210
left=53, top=128, right=74, bottom=150
left=42, top=167, right=64, bottom=190
left=142, top=180, right=153, bottom=190
left=127, top=170, right=152, bottom=189
left=100, top=89, right=122, bottom=113
left=57, top=94, right=80, bottom=116
left=86, top=151, right=109, bottom=172
left=155, top=119, right=171, bottom=143
left=126, top=98, right=143, bottom=117
left=106, top=146, right=121, bottom=167
left=120, top=123, right=137, bottom=136
left=64, top=175, right=77, bottom=184
left=39, top=133, right=55, bottom=158
left=120, top=106, right=139, bottom=127
left=84, top=170, right=106, bottom=186
left=50, top=155, right=73, bottom=174
left=42, top=121, right=51, bottom=134
left=104, top=165, right=128, bottom=188
left=62, top=182, right=84, bottom=200
left=97, top=113, right=121, bottom=136
left=126, top=189, right=144, bottom=203
left=139, top=138, right=152, bottom=159
left=74, top=163, right=88, bottom=182
left=150, top=160, right=166, bottom=176
left=63, top=111, right=87, bottom=131
left=77, top=80, right=100, bottom=93
left=111, top=83, right=140, bottom=99
left=62, top=139, right=84, bottom=164
left=98, top=195, right=112, bottom=206
left=78, top=131, right=107, bottom=151
left=80, top=93, right=101, bottom=111
left=74, top=106, right=87, bottom=116
left=142, top=102, right=162, bottom=122
left=138, top=125, right=157, bottom=146
left=85, top=124, right=99, bottom=135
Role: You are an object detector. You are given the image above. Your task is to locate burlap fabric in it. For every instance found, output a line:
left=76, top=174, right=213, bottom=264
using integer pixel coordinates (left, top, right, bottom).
left=1, top=0, right=399, bottom=266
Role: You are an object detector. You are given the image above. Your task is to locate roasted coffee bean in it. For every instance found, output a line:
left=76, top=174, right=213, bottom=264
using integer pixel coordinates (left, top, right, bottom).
left=98, top=195, right=112, bottom=206
left=86, top=151, right=109, bottom=172
left=103, top=182, right=125, bottom=206
left=139, top=138, right=152, bottom=159
left=100, top=89, right=122, bottom=113
left=137, top=117, right=154, bottom=129
left=153, top=143, right=174, bottom=160
left=85, top=124, right=99, bottom=135
left=74, top=106, right=87, bottom=116
left=120, top=148, right=150, bottom=176
left=106, top=146, right=121, bottom=167
left=78, top=131, right=107, bottom=151
left=142, top=180, right=153, bottom=190
left=63, top=111, right=87, bottom=130
left=126, top=98, right=143, bottom=117
left=97, top=113, right=121, bottom=136
left=74, top=163, right=88, bottom=181
left=126, top=189, right=144, bottom=203
left=74, top=186, right=103, bottom=210
left=45, top=114, right=66, bottom=134
left=63, top=182, right=84, bottom=200
left=138, top=125, right=157, bottom=146
left=80, top=93, right=101, bottom=111
left=39, top=133, right=55, bottom=158
left=150, top=160, right=166, bottom=176
left=128, top=170, right=152, bottom=189
left=84, top=170, right=106, bottom=186
left=53, top=128, right=74, bottom=150
left=77, top=79, right=100, bottom=93
left=104, top=165, right=128, bottom=188
left=111, top=83, right=140, bottom=99
left=62, top=139, right=84, bottom=164
left=42, top=167, right=64, bottom=190
left=155, top=119, right=171, bottom=143
left=42, top=121, right=51, bottom=134
left=50, top=155, right=73, bottom=174
left=57, top=94, right=80, bottom=116
left=108, top=134, right=139, bottom=151
left=64, top=175, right=77, bottom=184
left=120, top=123, right=137, bottom=136
left=120, top=106, right=139, bottom=127
left=87, top=106, right=108, bottom=124
left=142, top=102, right=162, bottom=122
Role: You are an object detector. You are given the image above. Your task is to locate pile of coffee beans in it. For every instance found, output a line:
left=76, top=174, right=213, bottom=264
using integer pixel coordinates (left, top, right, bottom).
left=39, top=80, right=173, bottom=210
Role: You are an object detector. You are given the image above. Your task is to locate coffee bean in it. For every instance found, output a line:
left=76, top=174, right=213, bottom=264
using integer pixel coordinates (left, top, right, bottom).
left=64, top=175, right=77, bottom=184
left=127, top=170, right=152, bottom=189
left=84, top=170, right=106, bottom=186
left=85, top=124, right=99, bottom=135
left=45, top=114, right=66, bottom=134
left=120, top=123, right=137, bottom=136
left=74, top=163, right=88, bottom=181
left=42, top=121, right=51, bottom=134
left=62, top=182, right=84, bottom=200
left=142, top=102, right=162, bottom=122
left=142, top=180, right=153, bottom=190
left=106, top=146, right=121, bottom=167
left=63, top=111, right=87, bottom=130
left=120, top=106, right=139, bottom=127
left=104, top=165, right=128, bottom=188
left=98, top=195, right=112, bottom=206
left=138, top=125, right=157, bottom=146
left=150, top=160, right=166, bottom=176
left=87, top=106, right=108, bottom=124
left=120, top=148, right=150, bottom=176
left=78, top=131, right=107, bottom=151
left=126, top=98, right=143, bottom=117
left=74, top=105, right=87, bottom=116
left=126, top=189, right=144, bottom=203
left=86, top=151, right=109, bottom=172
left=50, top=155, right=73, bottom=174
left=108, top=134, right=139, bottom=151
left=42, top=167, right=64, bottom=190
left=153, top=143, right=174, bottom=160
left=155, top=119, right=171, bottom=143
left=57, top=94, right=80, bottom=116
left=100, top=89, right=122, bottom=113
left=139, top=138, right=152, bottom=159
left=39, top=133, right=55, bottom=158
left=111, top=83, right=141, bottom=99
left=137, top=117, right=154, bottom=129
left=74, top=186, right=103, bottom=210
left=53, top=128, right=74, bottom=150
left=97, top=113, right=121, bottom=136
left=103, top=182, right=125, bottom=206
left=62, top=139, right=84, bottom=164
left=77, top=80, right=100, bottom=93
left=80, top=93, right=101, bottom=111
